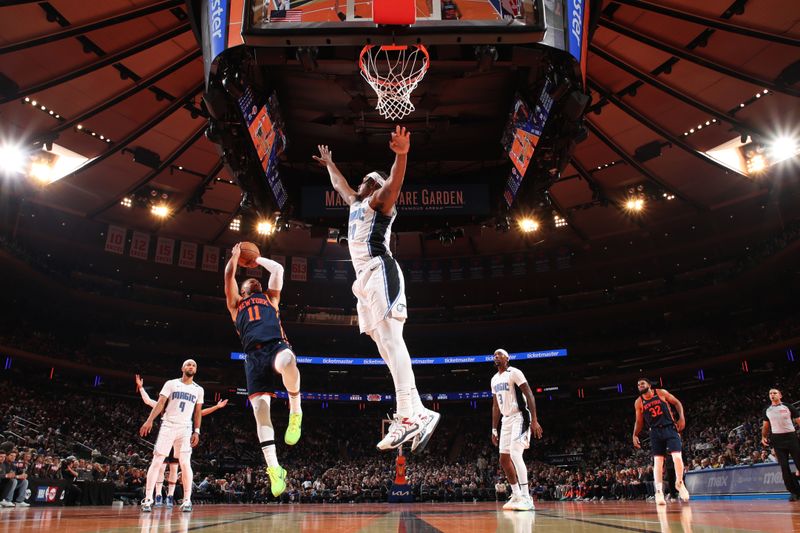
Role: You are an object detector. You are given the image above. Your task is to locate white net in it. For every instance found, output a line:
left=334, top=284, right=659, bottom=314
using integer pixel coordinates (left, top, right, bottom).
left=359, top=44, right=429, bottom=121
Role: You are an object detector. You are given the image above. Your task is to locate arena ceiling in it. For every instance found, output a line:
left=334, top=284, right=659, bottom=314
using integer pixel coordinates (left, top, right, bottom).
left=0, top=0, right=798, bottom=258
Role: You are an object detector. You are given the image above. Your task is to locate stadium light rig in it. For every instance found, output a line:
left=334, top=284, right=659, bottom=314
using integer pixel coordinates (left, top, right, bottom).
left=517, top=217, right=539, bottom=233
left=151, top=204, right=171, bottom=218
left=0, top=142, right=27, bottom=175
left=256, top=220, right=275, bottom=236
left=229, top=218, right=241, bottom=232
left=624, top=197, right=645, bottom=213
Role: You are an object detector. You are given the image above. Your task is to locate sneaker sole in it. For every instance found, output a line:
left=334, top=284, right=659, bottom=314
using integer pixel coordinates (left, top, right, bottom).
left=376, top=425, right=423, bottom=451
left=411, top=412, right=441, bottom=454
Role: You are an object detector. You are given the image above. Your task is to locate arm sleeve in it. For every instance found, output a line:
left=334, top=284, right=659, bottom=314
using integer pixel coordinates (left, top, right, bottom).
left=139, top=387, right=157, bottom=407
left=159, top=380, right=172, bottom=399
left=255, top=257, right=284, bottom=291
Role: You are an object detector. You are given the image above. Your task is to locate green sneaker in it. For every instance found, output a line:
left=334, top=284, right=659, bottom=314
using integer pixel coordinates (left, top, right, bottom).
left=267, top=465, right=286, bottom=497
left=285, top=412, right=302, bottom=445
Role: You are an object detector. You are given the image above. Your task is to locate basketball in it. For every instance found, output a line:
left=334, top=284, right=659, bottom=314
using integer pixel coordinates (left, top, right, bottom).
left=238, top=242, right=260, bottom=268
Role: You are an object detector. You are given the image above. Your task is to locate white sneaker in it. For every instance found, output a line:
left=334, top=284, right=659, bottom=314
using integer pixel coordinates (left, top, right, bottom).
left=513, top=495, right=535, bottom=511
left=502, top=495, right=521, bottom=510
left=141, top=498, right=153, bottom=512
left=410, top=409, right=441, bottom=454
left=0, top=500, right=14, bottom=508
left=676, top=481, right=690, bottom=502
left=655, top=491, right=666, bottom=506
left=377, top=414, right=423, bottom=451
left=15, top=502, right=30, bottom=508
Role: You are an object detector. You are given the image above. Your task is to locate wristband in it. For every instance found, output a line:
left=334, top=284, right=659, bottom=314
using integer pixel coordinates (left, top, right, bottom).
left=492, top=428, right=498, bottom=437
left=194, top=428, right=201, bottom=435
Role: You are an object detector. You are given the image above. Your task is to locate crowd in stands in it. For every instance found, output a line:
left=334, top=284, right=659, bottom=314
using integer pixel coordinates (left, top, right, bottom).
left=1, top=364, right=796, bottom=506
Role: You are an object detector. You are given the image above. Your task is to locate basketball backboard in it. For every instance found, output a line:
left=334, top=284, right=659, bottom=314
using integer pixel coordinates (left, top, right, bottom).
left=244, top=0, right=546, bottom=46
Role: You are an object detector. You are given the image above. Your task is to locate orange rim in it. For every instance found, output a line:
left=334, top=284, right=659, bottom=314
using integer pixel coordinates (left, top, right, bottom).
left=359, top=44, right=429, bottom=88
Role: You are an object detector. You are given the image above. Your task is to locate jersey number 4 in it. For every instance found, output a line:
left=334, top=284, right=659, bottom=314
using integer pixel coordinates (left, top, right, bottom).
left=648, top=404, right=663, bottom=418
left=247, top=306, right=261, bottom=322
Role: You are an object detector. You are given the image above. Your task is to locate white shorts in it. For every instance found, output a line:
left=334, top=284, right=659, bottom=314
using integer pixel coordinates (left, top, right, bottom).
left=154, top=424, right=192, bottom=457
left=499, top=413, right=531, bottom=455
left=352, top=255, right=407, bottom=334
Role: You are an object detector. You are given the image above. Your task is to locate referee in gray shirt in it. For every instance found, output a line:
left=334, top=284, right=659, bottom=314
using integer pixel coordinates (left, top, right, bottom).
left=762, top=388, right=800, bottom=501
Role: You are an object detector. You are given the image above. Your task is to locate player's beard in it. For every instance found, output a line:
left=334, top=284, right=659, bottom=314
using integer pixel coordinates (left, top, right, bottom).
left=184, top=370, right=195, bottom=378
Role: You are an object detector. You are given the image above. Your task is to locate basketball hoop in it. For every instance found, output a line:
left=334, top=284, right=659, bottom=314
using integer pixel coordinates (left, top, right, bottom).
left=359, top=44, right=429, bottom=121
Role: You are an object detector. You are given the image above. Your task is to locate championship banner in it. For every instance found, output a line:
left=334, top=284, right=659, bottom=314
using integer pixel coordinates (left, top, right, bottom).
left=155, top=237, right=175, bottom=265
left=449, top=258, right=464, bottom=281
left=427, top=260, right=443, bottom=283
left=291, top=256, right=307, bottom=282
left=332, top=262, right=349, bottom=282
left=311, top=259, right=329, bottom=281
left=201, top=245, right=220, bottom=272
left=104, top=225, right=126, bottom=255
left=511, top=253, right=527, bottom=276
left=301, top=184, right=490, bottom=218
left=129, top=231, right=150, bottom=261
left=408, top=261, right=424, bottom=283
left=232, top=349, right=568, bottom=365
left=490, top=255, right=506, bottom=278
left=178, top=242, right=198, bottom=269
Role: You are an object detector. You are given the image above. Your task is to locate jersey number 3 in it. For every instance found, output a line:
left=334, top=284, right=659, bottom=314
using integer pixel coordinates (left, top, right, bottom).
left=247, top=306, right=261, bottom=322
left=648, top=404, right=663, bottom=418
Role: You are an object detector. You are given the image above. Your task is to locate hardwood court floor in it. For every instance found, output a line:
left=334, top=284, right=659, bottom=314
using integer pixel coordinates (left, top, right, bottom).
left=1, top=501, right=799, bottom=532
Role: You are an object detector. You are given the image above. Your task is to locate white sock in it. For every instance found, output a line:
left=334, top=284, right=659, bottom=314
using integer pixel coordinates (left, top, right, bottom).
left=375, top=319, right=417, bottom=418
left=253, top=395, right=280, bottom=467
left=511, top=483, right=520, bottom=497
left=655, top=482, right=664, bottom=493
left=410, top=387, right=425, bottom=414
left=288, top=392, right=302, bottom=414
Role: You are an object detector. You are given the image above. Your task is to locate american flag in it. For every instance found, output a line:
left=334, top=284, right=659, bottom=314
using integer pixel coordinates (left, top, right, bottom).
left=270, top=9, right=302, bottom=22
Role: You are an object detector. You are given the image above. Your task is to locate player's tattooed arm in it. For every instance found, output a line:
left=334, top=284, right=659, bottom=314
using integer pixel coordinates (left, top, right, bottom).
left=314, top=145, right=357, bottom=205
left=632, top=399, right=644, bottom=449
left=661, top=389, right=685, bottom=431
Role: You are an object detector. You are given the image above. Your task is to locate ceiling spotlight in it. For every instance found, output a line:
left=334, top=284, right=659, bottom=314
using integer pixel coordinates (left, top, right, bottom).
left=769, top=136, right=799, bottom=163
left=256, top=220, right=275, bottom=235
left=24, top=97, right=30, bottom=102
left=553, top=212, right=568, bottom=228
left=518, top=217, right=539, bottom=233
left=624, top=197, right=645, bottom=213
left=120, top=197, right=133, bottom=208
left=229, top=218, right=241, bottom=232
left=746, top=153, right=767, bottom=174
left=151, top=204, right=170, bottom=218
left=77, top=124, right=83, bottom=130
left=0, top=142, right=27, bottom=175
left=31, top=100, right=37, bottom=106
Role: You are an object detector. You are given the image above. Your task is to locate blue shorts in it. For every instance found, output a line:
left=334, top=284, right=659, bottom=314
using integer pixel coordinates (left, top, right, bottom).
left=650, top=425, right=682, bottom=456
left=244, top=340, right=292, bottom=396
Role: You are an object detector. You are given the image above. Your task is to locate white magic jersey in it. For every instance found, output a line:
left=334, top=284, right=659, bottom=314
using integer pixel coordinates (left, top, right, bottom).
left=159, top=379, right=204, bottom=427
left=347, top=196, right=396, bottom=272
left=491, top=367, right=529, bottom=417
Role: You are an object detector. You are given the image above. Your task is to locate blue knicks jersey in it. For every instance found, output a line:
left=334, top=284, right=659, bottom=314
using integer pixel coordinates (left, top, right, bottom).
left=235, top=293, right=286, bottom=352
left=641, top=390, right=675, bottom=429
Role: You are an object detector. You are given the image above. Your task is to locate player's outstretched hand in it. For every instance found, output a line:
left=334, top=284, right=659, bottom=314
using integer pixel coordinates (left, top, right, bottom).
left=140, top=420, right=153, bottom=437
left=135, top=374, right=143, bottom=391
left=491, top=434, right=499, bottom=447
left=217, top=399, right=229, bottom=409
left=389, top=125, right=410, bottom=155
left=313, top=145, right=334, bottom=166
left=231, top=242, right=241, bottom=261
left=531, top=421, right=543, bottom=439
left=190, top=433, right=200, bottom=447
left=632, top=435, right=641, bottom=449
